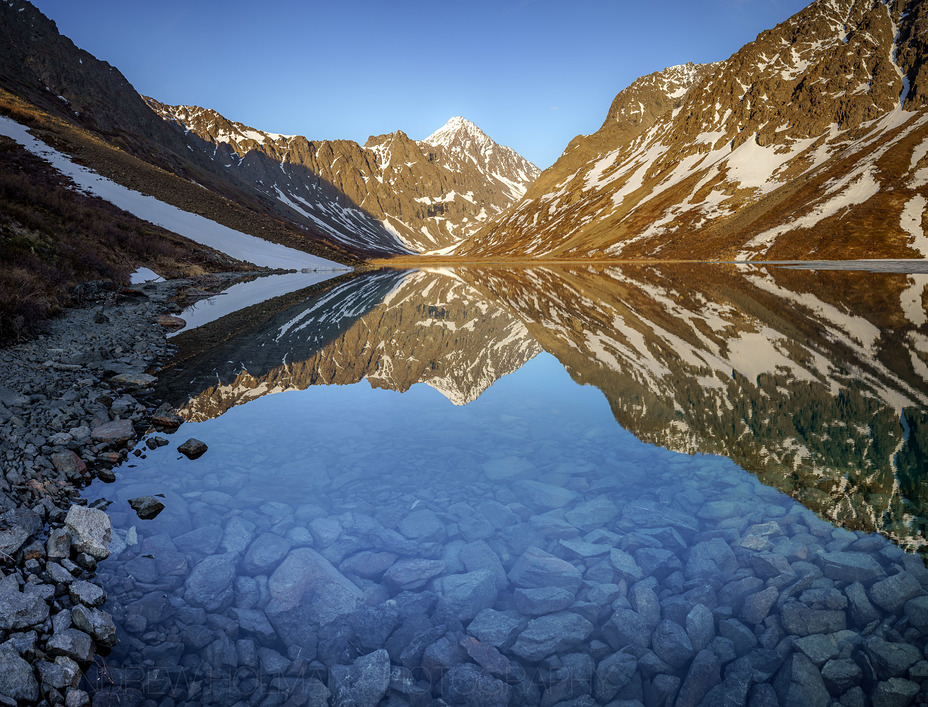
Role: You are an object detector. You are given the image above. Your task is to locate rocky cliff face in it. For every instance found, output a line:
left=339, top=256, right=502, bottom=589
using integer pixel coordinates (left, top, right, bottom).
left=148, top=104, right=539, bottom=254
left=461, top=0, right=928, bottom=260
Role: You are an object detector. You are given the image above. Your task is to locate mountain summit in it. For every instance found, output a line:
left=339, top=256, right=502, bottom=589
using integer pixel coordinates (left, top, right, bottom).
left=148, top=103, right=539, bottom=254
left=460, top=0, right=928, bottom=260
left=422, top=117, right=539, bottom=203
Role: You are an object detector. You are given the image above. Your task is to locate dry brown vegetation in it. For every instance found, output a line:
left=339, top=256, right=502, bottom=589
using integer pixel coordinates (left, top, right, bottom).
left=0, top=138, right=251, bottom=344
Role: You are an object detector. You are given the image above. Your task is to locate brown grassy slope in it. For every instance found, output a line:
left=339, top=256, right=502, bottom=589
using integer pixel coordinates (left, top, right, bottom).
left=0, top=137, right=257, bottom=344
left=0, top=90, right=366, bottom=266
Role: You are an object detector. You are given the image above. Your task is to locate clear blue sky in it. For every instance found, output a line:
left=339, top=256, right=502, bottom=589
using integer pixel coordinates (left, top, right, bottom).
left=32, top=0, right=812, bottom=168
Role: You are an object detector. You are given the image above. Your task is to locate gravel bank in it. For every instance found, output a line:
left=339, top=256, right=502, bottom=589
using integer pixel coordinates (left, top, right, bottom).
left=0, top=274, right=249, bottom=705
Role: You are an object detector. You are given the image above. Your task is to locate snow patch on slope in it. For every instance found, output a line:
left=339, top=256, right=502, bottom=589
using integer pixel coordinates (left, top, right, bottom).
left=0, top=117, right=344, bottom=271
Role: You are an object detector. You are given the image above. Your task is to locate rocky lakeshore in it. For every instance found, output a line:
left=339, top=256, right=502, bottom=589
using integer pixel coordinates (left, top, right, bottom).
left=0, top=273, right=255, bottom=705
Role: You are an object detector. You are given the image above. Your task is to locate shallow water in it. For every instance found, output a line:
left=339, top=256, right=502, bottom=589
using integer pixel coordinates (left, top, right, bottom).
left=86, top=264, right=928, bottom=706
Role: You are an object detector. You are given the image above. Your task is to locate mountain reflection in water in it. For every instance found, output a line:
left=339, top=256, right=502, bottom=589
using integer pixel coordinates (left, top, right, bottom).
left=161, top=264, right=928, bottom=556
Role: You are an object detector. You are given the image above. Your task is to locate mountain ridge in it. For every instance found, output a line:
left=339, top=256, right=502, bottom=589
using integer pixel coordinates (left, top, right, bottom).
left=147, top=102, right=539, bottom=255
left=458, top=0, right=928, bottom=261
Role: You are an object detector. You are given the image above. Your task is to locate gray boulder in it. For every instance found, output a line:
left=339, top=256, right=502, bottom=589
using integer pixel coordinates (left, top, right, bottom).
left=242, top=532, right=292, bottom=575
left=433, top=569, right=498, bottom=622
left=329, top=649, right=390, bottom=707
left=513, top=586, right=575, bottom=616
left=65, top=505, right=111, bottom=560
left=183, top=553, right=236, bottom=611
left=0, top=582, right=49, bottom=630
left=868, top=572, right=923, bottom=613
left=510, top=612, right=593, bottom=662
left=0, top=645, right=38, bottom=702
left=466, top=609, right=523, bottom=650
left=128, top=496, right=165, bottom=520
left=819, top=552, right=884, bottom=583
left=508, top=546, right=583, bottom=592
left=266, top=548, right=363, bottom=658
left=774, top=653, right=829, bottom=706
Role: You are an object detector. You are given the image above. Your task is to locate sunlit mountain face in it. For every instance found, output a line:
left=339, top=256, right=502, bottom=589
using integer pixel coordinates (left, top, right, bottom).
left=162, top=263, right=928, bottom=555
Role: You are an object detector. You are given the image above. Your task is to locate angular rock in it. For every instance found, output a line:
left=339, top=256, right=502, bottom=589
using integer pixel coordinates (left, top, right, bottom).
left=0, top=645, right=38, bottom=702
left=46, top=528, right=71, bottom=561
left=151, top=402, right=184, bottom=428
left=0, top=509, right=42, bottom=558
left=676, top=649, right=721, bottom=707
left=593, top=651, right=637, bottom=703
left=183, top=553, right=236, bottom=611
left=37, top=656, right=80, bottom=690
left=128, top=495, right=165, bottom=520
left=565, top=497, right=619, bottom=531
left=740, top=586, right=778, bottom=625
left=177, top=438, right=208, bottom=459
left=634, top=547, right=682, bottom=580
left=605, top=608, right=652, bottom=651
left=442, top=662, right=511, bottom=707
left=686, top=538, right=738, bottom=580
left=872, top=677, right=919, bottom=707
left=904, top=595, right=928, bottom=631
left=609, top=548, right=644, bottom=584
left=513, top=586, right=575, bottom=616
left=340, top=551, right=398, bottom=579
left=383, top=558, right=446, bottom=591
left=68, top=580, right=105, bottom=607
left=819, top=552, right=884, bottom=583
left=843, top=581, right=881, bottom=630
left=686, top=604, right=715, bottom=652
left=774, top=652, right=829, bottom=706
left=433, top=570, right=498, bottom=622
left=510, top=612, right=594, bottom=662
left=397, top=508, right=446, bottom=543
left=652, top=619, right=695, bottom=669
left=868, top=572, right=923, bottom=614
left=863, top=636, right=921, bottom=680
left=51, top=451, right=87, bottom=477
left=266, top=547, right=363, bottom=657
left=330, top=649, right=391, bottom=707
left=0, top=585, right=50, bottom=630
left=821, top=658, right=862, bottom=695
left=509, top=546, right=583, bottom=592
left=242, top=532, right=292, bottom=575
left=750, top=552, right=792, bottom=579
left=47, top=628, right=93, bottom=663
left=466, top=609, right=523, bottom=650
left=230, top=608, right=277, bottom=645
left=65, top=505, right=111, bottom=560
left=512, top=480, right=579, bottom=510
left=71, top=605, right=117, bottom=646
left=110, top=372, right=157, bottom=390
left=779, top=601, right=846, bottom=636
left=91, top=419, right=135, bottom=445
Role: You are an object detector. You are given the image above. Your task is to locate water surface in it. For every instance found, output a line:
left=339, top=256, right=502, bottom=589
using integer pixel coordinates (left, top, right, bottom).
left=86, top=264, right=928, bottom=706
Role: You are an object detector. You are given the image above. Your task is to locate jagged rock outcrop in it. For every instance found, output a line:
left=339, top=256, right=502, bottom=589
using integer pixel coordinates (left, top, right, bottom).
left=147, top=103, right=539, bottom=254
left=460, top=0, right=928, bottom=261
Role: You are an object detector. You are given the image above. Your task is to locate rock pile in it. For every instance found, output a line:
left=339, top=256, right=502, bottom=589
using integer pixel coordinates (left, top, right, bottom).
left=0, top=275, right=241, bottom=705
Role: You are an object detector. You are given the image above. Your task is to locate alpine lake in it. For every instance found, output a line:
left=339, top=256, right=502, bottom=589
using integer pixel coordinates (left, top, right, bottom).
left=85, top=262, right=928, bottom=707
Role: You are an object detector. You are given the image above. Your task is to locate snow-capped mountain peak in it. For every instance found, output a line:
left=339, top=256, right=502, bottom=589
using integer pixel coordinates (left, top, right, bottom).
left=421, top=116, right=541, bottom=204
left=424, top=116, right=488, bottom=148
